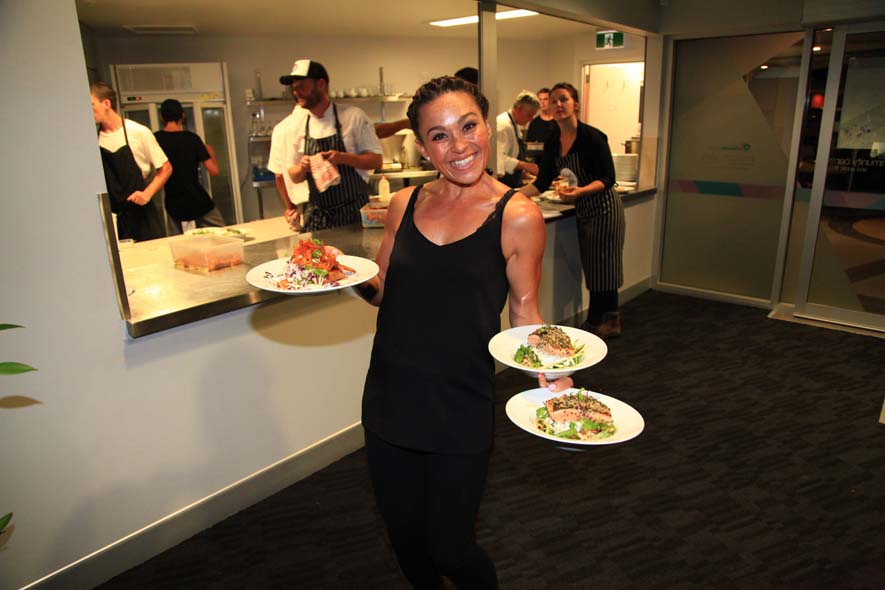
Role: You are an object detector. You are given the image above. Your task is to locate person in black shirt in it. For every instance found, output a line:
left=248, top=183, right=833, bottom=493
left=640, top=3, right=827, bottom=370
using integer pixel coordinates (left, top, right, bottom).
left=525, top=87, right=557, bottom=153
left=154, top=99, right=225, bottom=232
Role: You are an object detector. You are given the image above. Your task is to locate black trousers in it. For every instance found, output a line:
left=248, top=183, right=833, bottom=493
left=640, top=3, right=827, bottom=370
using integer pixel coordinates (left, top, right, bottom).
left=365, top=430, right=498, bottom=590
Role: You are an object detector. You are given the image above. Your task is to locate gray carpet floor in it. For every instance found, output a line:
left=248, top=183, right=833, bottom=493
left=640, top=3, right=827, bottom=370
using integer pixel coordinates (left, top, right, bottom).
left=95, top=290, right=885, bottom=589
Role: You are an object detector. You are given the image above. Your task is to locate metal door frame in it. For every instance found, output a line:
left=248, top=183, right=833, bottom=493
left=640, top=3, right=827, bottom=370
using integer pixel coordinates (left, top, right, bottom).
left=791, top=20, right=885, bottom=332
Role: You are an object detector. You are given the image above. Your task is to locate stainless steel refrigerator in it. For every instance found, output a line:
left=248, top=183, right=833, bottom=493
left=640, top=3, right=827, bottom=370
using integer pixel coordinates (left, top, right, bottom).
left=109, top=62, right=243, bottom=225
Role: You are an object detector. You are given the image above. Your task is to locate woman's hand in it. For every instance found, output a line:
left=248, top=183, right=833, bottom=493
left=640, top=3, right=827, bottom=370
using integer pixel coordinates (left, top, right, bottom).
left=557, top=185, right=582, bottom=202
left=538, top=373, right=574, bottom=392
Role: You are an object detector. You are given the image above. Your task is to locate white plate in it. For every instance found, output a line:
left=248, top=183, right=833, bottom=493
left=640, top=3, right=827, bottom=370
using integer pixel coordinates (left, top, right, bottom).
left=245, top=254, right=379, bottom=294
left=506, top=387, right=644, bottom=446
left=488, top=324, right=606, bottom=380
left=185, top=227, right=252, bottom=239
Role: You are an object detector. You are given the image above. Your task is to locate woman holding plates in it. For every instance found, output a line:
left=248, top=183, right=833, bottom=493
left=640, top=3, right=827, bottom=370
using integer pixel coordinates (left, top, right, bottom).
left=352, top=76, right=571, bottom=589
left=519, top=82, right=625, bottom=339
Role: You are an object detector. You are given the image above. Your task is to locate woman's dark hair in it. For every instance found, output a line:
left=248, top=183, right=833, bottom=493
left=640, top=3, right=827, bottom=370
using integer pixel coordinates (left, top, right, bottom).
left=551, top=82, right=579, bottom=103
left=406, top=76, right=489, bottom=141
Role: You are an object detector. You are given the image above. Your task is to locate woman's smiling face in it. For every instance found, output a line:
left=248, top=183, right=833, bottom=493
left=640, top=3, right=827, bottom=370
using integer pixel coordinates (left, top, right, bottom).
left=416, top=91, right=491, bottom=185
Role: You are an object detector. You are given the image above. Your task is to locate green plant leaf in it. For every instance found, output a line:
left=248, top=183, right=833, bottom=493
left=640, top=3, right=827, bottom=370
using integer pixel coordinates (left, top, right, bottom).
left=0, top=324, right=23, bottom=331
left=0, top=362, right=37, bottom=375
left=0, top=513, right=11, bottom=534
left=0, top=395, right=42, bottom=409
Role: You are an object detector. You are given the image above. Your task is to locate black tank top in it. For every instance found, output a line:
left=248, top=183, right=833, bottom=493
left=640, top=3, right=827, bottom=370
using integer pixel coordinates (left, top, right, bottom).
left=362, top=185, right=516, bottom=454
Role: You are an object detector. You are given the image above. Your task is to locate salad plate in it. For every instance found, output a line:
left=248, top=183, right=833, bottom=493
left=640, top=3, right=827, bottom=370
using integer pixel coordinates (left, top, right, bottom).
left=246, top=254, right=378, bottom=295
left=505, top=387, right=644, bottom=446
left=488, top=324, right=606, bottom=380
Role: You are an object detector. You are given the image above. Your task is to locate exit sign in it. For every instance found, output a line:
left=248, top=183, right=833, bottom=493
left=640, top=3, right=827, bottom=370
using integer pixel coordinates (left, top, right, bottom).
left=597, top=30, right=624, bottom=49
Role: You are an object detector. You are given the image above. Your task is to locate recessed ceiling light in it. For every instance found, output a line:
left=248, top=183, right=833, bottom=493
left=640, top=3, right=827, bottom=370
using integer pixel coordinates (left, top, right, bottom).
left=812, top=45, right=822, bottom=52
left=760, top=64, right=769, bottom=69
left=430, top=9, right=538, bottom=27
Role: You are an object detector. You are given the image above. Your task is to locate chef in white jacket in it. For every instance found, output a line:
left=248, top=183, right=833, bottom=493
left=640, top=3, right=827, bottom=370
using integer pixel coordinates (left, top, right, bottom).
left=496, top=90, right=540, bottom=188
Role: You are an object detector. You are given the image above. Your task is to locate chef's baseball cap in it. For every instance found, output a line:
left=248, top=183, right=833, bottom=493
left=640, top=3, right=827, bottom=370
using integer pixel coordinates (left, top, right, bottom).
left=159, top=98, right=184, bottom=122
left=280, top=59, right=329, bottom=84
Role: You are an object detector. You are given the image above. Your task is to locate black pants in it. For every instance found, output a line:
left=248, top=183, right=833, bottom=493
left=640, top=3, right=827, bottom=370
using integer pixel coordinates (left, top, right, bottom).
left=365, top=430, right=498, bottom=590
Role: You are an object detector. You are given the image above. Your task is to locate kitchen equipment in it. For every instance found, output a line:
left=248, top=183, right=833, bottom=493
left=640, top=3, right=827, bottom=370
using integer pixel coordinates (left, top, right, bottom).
left=623, top=136, right=641, bottom=154
left=613, top=154, right=639, bottom=183
left=111, top=62, right=243, bottom=223
left=380, top=133, right=406, bottom=165
left=399, top=129, right=424, bottom=168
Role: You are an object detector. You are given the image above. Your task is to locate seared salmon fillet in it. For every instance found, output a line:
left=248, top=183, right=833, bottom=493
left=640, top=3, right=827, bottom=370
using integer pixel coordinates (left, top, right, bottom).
left=544, top=393, right=612, bottom=424
left=526, top=325, right=574, bottom=357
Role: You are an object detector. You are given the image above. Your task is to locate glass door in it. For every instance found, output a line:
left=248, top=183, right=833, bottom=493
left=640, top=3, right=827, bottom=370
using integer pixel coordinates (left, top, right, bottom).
left=792, top=22, right=885, bottom=332
left=660, top=32, right=806, bottom=300
left=121, top=104, right=156, bottom=130
left=194, top=103, right=238, bottom=225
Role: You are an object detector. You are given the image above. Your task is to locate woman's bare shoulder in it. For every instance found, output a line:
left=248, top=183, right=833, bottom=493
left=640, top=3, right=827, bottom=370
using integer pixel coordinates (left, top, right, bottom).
left=505, top=191, right=544, bottom=223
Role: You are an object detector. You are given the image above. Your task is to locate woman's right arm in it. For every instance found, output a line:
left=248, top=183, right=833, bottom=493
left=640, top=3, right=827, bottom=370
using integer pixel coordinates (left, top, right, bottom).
left=352, top=187, right=411, bottom=306
left=523, top=136, right=558, bottom=196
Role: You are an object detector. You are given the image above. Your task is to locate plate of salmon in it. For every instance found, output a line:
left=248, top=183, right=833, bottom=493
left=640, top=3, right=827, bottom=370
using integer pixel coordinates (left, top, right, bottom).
left=506, top=387, right=644, bottom=446
left=488, top=324, right=606, bottom=380
left=246, top=238, right=378, bottom=294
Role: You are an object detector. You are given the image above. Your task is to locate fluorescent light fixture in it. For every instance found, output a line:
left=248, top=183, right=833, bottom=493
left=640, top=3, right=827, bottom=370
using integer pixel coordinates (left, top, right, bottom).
left=812, top=45, right=822, bottom=52
left=760, top=64, right=769, bottom=70
left=430, top=9, right=538, bottom=27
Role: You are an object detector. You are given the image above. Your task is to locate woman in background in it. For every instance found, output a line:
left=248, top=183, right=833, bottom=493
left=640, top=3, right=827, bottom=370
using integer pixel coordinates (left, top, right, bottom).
left=519, top=82, right=625, bottom=339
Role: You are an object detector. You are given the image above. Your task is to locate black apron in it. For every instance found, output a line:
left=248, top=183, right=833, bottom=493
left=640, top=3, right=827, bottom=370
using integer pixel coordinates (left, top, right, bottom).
left=99, top=121, right=165, bottom=241
left=557, top=150, right=625, bottom=291
left=302, top=104, right=370, bottom=231
left=500, top=112, right=527, bottom=189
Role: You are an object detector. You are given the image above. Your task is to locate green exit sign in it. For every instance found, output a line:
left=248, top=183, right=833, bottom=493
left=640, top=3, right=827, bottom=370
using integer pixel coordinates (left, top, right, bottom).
left=597, top=30, right=624, bottom=49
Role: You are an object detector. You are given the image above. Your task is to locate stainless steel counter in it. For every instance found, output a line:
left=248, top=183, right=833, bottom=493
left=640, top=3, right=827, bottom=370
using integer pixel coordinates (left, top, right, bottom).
left=117, top=220, right=381, bottom=338
left=103, top=186, right=654, bottom=338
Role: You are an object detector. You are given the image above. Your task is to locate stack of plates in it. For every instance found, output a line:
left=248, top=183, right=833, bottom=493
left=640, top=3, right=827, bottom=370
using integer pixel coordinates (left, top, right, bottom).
left=613, top=153, right=639, bottom=183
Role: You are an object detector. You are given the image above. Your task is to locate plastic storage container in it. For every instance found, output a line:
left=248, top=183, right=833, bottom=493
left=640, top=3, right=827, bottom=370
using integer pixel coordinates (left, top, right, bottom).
left=169, top=235, right=244, bottom=271
left=360, top=203, right=388, bottom=228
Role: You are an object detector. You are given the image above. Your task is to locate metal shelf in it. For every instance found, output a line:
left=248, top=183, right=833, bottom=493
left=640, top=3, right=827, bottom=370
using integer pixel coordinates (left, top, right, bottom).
left=333, top=94, right=408, bottom=103
left=246, top=99, right=295, bottom=107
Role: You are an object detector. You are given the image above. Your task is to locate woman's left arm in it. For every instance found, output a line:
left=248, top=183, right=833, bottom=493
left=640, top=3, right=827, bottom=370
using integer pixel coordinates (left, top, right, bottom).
left=502, top=195, right=573, bottom=392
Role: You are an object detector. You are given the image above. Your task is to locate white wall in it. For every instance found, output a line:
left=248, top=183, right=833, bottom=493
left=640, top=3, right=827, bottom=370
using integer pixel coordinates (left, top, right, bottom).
left=1, top=3, right=380, bottom=588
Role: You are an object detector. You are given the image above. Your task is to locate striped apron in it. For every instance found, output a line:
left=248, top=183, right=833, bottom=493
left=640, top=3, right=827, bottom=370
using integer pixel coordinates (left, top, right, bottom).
left=302, top=104, right=370, bottom=231
left=558, top=150, right=625, bottom=291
